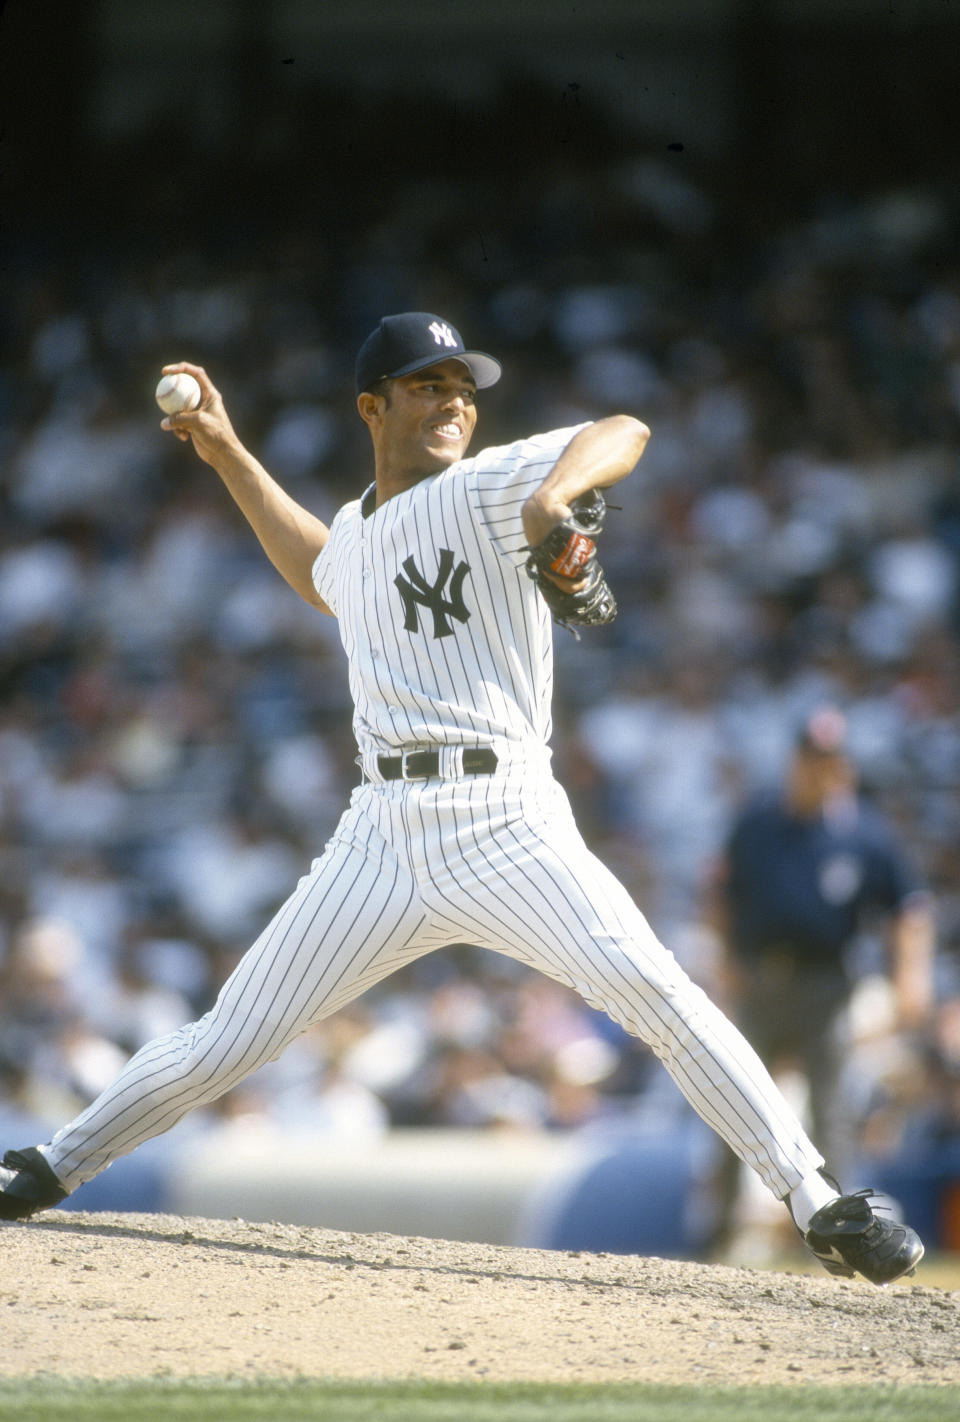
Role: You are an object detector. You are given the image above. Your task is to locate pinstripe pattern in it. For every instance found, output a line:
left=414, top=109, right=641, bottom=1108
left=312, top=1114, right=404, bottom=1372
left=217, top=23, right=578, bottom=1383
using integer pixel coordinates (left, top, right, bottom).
left=44, top=425, right=824, bottom=1203
left=48, top=774, right=821, bottom=1195
left=388, top=774, right=819, bottom=1192
left=48, top=799, right=441, bottom=1185
left=312, top=428, right=585, bottom=760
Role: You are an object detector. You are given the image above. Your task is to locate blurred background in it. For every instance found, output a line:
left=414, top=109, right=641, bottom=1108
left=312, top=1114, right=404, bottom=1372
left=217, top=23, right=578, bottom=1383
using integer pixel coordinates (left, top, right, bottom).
left=3, top=0, right=960, bottom=1263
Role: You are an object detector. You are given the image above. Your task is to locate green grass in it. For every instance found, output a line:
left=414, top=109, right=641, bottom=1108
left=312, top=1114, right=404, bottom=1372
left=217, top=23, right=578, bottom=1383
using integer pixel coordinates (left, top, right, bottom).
left=0, top=1379, right=958, bottom=1422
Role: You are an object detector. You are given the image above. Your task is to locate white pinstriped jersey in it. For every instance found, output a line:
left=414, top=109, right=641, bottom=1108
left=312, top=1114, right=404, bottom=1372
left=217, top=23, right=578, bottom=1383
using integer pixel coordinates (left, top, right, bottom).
left=311, top=425, right=588, bottom=761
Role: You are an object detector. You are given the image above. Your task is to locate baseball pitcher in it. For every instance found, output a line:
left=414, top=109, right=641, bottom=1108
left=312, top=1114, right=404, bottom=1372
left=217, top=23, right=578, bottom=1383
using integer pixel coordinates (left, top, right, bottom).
left=0, top=312, right=923, bottom=1285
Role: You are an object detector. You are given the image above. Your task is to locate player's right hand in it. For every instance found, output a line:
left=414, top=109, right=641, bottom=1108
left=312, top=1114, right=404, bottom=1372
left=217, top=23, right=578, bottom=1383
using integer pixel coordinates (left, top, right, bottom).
left=159, top=362, right=240, bottom=468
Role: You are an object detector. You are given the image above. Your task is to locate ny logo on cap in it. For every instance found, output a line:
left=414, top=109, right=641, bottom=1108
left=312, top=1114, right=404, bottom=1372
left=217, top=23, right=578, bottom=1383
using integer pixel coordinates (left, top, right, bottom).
left=428, top=321, right=458, bottom=349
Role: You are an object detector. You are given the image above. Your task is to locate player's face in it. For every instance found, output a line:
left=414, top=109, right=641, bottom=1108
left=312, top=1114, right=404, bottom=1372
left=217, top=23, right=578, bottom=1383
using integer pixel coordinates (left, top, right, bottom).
left=378, top=360, right=479, bottom=474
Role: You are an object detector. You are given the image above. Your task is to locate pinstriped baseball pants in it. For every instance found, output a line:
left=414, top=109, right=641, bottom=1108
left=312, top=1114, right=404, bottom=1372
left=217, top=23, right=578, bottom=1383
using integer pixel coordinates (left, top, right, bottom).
left=45, top=772, right=824, bottom=1197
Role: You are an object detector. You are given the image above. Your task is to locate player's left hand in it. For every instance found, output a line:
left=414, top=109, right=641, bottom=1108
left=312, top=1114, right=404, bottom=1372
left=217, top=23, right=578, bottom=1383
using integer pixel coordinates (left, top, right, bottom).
left=522, top=489, right=617, bottom=634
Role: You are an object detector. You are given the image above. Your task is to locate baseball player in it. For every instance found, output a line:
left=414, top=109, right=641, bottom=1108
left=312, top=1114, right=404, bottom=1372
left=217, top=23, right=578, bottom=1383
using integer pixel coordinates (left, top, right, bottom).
left=0, top=312, right=923, bottom=1284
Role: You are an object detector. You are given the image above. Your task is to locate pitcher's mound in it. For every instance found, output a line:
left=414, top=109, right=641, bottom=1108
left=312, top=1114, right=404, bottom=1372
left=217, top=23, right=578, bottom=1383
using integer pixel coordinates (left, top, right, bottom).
left=2, top=1212, right=957, bottom=1385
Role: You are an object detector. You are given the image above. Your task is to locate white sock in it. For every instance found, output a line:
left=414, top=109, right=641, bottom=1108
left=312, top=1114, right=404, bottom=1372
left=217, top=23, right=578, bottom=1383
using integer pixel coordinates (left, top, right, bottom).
left=789, top=1171, right=840, bottom=1233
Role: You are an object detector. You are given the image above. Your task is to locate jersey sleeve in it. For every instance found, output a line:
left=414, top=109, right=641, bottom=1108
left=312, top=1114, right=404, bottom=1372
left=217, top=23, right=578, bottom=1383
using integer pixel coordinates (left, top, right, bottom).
left=311, top=544, right=335, bottom=614
left=466, top=423, right=591, bottom=564
left=311, top=504, right=350, bottom=615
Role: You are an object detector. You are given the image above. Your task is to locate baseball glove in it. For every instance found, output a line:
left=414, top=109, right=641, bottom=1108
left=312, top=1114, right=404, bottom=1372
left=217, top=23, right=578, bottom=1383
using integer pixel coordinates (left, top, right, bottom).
left=524, top=488, right=617, bottom=635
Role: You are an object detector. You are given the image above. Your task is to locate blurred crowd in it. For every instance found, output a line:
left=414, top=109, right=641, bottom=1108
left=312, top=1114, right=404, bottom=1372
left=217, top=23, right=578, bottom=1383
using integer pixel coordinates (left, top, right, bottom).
left=4, top=88, right=960, bottom=1214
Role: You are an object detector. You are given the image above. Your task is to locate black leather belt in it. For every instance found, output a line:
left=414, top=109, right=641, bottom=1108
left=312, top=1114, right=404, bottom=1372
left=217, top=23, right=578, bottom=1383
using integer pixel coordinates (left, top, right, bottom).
left=376, top=748, right=499, bottom=781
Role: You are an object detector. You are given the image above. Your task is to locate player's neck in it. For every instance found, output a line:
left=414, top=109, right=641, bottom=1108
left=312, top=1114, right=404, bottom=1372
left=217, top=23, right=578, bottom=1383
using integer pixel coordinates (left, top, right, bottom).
left=373, top=459, right=444, bottom=508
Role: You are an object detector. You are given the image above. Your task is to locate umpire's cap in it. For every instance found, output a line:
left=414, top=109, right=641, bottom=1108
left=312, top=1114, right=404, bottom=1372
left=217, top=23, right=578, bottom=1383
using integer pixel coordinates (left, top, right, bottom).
left=355, top=312, right=501, bottom=396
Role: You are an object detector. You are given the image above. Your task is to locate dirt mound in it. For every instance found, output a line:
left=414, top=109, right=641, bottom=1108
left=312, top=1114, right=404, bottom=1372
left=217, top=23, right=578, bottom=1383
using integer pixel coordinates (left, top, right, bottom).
left=1, top=1211, right=957, bottom=1386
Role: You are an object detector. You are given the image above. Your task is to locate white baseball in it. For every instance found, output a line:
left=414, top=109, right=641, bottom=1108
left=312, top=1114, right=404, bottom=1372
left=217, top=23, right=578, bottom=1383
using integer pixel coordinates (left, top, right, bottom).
left=155, top=372, right=202, bottom=415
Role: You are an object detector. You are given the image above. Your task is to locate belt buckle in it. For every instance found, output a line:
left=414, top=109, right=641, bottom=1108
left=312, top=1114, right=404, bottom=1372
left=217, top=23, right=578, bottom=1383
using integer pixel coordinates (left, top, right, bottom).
left=400, top=749, right=430, bottom=781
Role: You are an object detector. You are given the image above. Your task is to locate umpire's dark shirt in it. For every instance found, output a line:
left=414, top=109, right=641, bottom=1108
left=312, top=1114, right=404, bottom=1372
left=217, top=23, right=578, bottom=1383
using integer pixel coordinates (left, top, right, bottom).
left=724, top=792, right=923, bottom=967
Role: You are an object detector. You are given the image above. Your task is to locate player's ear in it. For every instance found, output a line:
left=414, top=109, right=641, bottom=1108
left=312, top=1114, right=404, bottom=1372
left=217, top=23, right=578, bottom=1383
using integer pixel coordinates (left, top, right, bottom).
left=357, top=391, right=385, bottom=428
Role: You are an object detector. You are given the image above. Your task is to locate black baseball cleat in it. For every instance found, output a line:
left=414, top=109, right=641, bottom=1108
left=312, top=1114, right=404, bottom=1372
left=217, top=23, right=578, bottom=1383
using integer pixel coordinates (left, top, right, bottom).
left=0, top=1147, right=68, bottom=1221
left=804, top=1189, right=924, bottom=1285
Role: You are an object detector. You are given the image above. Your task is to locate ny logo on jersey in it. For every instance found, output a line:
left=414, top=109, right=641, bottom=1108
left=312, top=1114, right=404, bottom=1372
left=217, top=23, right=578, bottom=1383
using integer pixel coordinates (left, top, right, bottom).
left=428, top=320, right=458, bottom=349
left=395, top=550, right=471, bottom=638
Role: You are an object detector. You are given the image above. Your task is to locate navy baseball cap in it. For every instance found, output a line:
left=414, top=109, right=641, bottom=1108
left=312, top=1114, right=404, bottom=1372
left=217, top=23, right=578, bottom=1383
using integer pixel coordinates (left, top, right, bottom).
left=355, top=312, right=502, bottom=396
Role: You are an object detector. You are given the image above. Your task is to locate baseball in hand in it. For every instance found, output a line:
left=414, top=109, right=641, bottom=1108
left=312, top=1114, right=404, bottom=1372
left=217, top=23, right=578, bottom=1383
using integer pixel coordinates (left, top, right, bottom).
left=155, top=372, right=202, bottom=415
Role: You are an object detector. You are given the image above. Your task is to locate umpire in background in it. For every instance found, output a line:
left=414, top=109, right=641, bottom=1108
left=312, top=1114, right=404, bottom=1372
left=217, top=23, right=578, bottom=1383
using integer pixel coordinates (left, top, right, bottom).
left=711, top=704, right=935, bottom=1224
